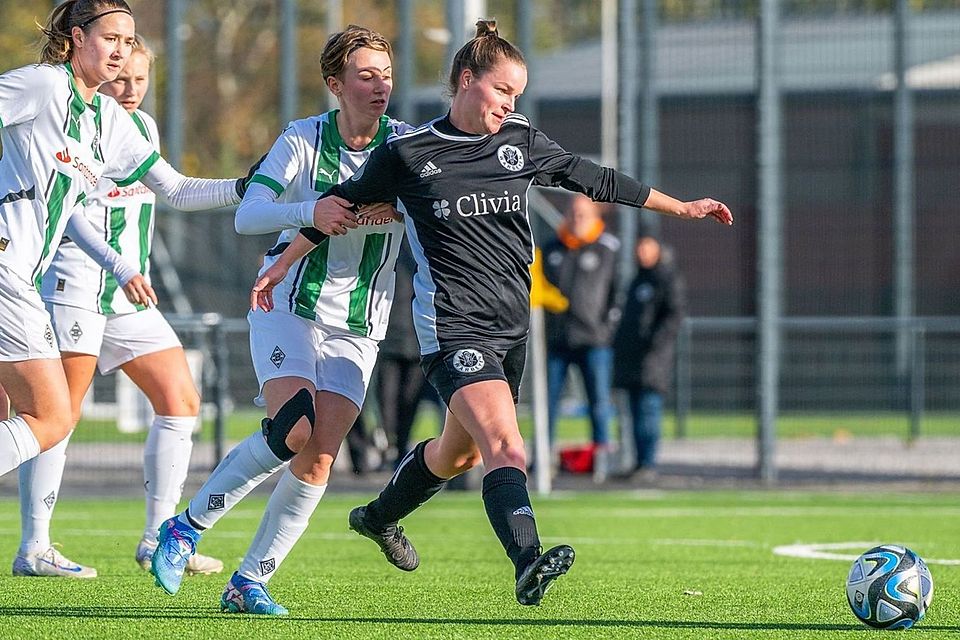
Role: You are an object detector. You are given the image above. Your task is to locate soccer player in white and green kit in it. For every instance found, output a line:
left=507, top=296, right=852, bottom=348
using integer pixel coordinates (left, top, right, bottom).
left=151, top=25, right=414, bottom=615
left=0, top=1, right=168, bottom=479
left=11, top=34, right=234, bottom=580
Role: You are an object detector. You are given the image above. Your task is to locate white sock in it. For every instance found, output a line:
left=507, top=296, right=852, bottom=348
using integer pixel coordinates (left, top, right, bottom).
left=0, top=416, right=42, bottom=478
left=18, top=431, right=72, bottom=556
left=143, top=415, right=196, bottom=543
left=185, top=430, right=285, bottom=530
left=237, top=467, right=326, bottom=583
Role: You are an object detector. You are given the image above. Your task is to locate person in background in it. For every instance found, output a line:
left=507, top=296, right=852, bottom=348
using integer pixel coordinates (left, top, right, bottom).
left=373, top=239, right=427, bottom=469
left=613, top=226, right=686, bottom=482
left=540, top=194, right=620, bottom=482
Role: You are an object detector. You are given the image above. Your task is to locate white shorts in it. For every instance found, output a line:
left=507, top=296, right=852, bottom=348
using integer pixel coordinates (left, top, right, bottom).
left=248, top=309, right=379, bottom=410
left=48, top=304, right=182, bottom=374
left=0, top=266, right=60, bottom=361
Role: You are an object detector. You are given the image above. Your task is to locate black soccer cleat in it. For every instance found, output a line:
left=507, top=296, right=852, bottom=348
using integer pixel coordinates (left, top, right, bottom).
left=515, top=544, right=575, bottom=606
left=348, top=506, right=419, bottom=572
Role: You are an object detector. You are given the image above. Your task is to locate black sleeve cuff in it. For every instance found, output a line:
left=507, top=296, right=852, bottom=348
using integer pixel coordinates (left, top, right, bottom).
left=299, top=227, right=329, bottom=244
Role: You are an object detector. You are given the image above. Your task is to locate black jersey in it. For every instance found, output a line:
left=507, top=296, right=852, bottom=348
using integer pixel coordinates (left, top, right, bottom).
left=316, top=113, right=650, bottom=355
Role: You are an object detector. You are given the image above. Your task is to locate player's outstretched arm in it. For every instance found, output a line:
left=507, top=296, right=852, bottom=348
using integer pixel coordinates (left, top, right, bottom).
left=250, top=233, right=325, bottom=312
left=64, top=211, right=158, bottom=306
left=642, top=189, right=734, bottom=226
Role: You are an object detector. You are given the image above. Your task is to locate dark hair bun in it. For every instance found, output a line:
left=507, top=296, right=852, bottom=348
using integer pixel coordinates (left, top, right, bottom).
left=474, top=19, right=498, bottom=38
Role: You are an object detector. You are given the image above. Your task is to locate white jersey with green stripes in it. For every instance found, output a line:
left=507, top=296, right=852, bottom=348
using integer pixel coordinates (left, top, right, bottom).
left=42, top=108, right=160, bottom=315
left=0, top=63, right=159, bottom=291
left=250, top=110, right=412, bottom=340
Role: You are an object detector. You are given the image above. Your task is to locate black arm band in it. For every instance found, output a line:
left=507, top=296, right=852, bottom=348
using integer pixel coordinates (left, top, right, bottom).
left=608, top=168, right=652, bottom=207
left=299, top=227, right=329, bottom=244
left=562, top=158, right=651, bottom=207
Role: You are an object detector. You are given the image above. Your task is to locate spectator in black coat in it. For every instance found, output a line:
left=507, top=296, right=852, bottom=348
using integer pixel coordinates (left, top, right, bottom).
left=541, top=194, right=620, bottom=482
left=613, top=228, right=686, bottom=480
left=374, top=239, right=429, bottom=468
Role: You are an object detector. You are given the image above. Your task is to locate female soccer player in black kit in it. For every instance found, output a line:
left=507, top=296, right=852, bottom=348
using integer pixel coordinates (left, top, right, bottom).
left=252, top=20, right=733, bottom=606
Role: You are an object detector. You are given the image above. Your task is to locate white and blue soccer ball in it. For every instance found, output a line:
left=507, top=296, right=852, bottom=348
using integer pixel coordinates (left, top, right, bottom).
left=846, top=545, right=933, bottom=630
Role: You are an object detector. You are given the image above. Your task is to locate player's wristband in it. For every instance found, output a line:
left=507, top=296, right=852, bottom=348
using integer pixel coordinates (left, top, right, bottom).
left=299, top=227, right=329, bottom=244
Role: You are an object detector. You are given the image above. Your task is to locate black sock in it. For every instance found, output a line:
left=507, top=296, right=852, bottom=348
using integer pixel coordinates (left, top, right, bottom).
left=364, top=439, right=446, bottom=530
left=481, top=467, right=541, bottom=579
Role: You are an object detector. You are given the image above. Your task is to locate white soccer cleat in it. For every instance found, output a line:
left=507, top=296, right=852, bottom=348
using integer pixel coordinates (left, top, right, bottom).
left=12, top=545, right=98, bottom=579
left=136, top=537, right=224, bottom=576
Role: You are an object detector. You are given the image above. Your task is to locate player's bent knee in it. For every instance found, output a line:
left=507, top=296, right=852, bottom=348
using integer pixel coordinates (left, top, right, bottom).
left=262, top=388, right=316, bottom=461
left=487, top=440, right=526, bottom=470
left=36, top=415, right=74, bottom=451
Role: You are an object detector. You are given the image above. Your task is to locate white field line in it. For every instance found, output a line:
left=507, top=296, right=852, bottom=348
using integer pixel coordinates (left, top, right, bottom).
left=773, top=541, right=960, bottom=566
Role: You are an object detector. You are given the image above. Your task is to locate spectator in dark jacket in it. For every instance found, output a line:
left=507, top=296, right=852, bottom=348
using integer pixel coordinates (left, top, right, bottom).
left=541, top=194, right=620, bottom=482
left=374, top=239, right=428, bottom=468
left=613, top=227, right=686, bottom=480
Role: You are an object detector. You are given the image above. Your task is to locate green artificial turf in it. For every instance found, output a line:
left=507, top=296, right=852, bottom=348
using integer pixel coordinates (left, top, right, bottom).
left=0, top=491, right=957, bottom=639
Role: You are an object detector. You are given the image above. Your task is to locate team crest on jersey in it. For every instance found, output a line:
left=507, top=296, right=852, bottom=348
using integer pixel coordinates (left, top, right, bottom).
left=497, top=145, right=524, bottom=172
left=432, top=199, right=451, bottom=220
left=451, top=349, right=485, bottom=373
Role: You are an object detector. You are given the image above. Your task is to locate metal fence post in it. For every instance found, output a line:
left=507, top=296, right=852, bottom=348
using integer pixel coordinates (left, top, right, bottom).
left=207, top=314, right=229, bottom=466
left=909, top=324, right=925, bottom=443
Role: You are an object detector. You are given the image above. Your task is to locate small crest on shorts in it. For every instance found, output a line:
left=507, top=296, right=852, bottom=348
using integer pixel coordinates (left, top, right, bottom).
left=259, top=558, right=276, bottom=576
left=44, top=325, right=54, bottom=348
left=69, top=321, right=83, bottom=343
left=452, top=348, right=485, bottom=374
left=497, top=144, right=524, bottom=172
left=270, top=346, right=286, bottom=368
left=207, top=494, right=225, bottom=511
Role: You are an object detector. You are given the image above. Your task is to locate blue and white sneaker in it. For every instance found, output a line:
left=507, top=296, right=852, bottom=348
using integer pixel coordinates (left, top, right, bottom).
left=152, top=516, right=201, bottom=595
left=220, top=572, right=289, bottom=615
left=12, top=544, right=97, bottom=579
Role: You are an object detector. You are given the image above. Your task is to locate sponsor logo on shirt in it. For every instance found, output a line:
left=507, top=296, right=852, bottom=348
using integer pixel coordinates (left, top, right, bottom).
left=451, top=348, right=485, bottom=374
left=455, top=191, right=522, bottom=218
left=497, top=144, right=524, bottom=172
left=107, top=184, right=151, bottom=198
left=432, top=199, right=451, bottom=220
left=55, top=149, right=99, bottom=188
left=419, top=161, right=442, bottom=178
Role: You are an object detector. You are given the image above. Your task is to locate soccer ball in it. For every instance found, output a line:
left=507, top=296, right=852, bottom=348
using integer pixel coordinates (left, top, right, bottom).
left=846, top=545, right=934, bottom=630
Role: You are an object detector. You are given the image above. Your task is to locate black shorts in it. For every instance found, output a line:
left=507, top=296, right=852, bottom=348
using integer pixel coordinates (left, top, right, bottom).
left=420, top=343, right=526, bottom=406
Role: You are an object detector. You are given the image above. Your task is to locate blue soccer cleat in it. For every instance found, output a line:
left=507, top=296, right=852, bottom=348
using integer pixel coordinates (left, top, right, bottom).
left=220, top=572, right=289, bottom=615
left=152, top=516, right=201, bottom=595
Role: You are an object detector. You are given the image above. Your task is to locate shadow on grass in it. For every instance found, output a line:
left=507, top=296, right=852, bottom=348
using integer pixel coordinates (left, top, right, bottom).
left=1, top=607, right=957, bottom=632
